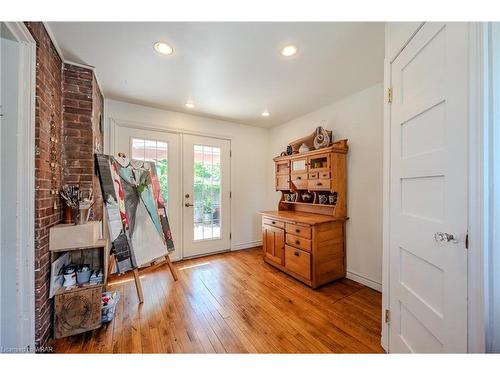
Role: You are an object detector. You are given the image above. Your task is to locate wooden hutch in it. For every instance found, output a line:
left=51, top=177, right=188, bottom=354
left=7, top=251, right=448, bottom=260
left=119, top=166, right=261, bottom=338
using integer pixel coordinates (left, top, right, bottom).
left=260, top=139, right=348, bottom=288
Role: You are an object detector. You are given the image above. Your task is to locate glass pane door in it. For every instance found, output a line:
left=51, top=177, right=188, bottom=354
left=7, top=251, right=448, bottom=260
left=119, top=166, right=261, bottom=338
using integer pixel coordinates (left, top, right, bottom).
left=182, top=134, right=230, bottom=258
left=131, top=137, right=169, bottom=209
left=113, top=124, right=181, bottom=261
left=193, top=145, right=221, bottom=241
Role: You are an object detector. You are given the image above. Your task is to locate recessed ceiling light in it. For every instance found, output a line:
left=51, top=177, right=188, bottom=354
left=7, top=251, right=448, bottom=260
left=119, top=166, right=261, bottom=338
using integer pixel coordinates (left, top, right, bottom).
left=154, top=41, right=173, bottom=55
left=261, top=110, right=270, bottom=117
left=280, top=45, right=297, bottom=57
left=185, top=101, right=195, bottom=109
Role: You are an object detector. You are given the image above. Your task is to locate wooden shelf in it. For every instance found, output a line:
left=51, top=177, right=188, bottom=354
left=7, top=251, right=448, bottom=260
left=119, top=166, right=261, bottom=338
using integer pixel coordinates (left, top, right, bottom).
left=50, top=239, right=107, bottom=252
left=281, top=201, right=335, bottom=208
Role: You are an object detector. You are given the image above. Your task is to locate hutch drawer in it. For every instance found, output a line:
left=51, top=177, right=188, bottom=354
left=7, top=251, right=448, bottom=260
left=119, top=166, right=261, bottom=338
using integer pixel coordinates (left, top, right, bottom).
left=263, top=217, right=285, bottom=229
left=286, top=233, right=312, bottom=252
left=285, top=223, right=312, bottom=239
left=308, top=179, right=331, bottom=190
left=318, top=171, right=330, bottom=179
left=285, top=245, right=311, bottom=280
left=290, top=173, right=308, bottom=190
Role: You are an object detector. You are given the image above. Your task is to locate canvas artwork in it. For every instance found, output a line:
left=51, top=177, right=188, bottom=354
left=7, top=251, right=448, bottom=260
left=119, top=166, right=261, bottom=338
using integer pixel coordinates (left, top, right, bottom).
left=96, top=154, right=174, bottom=273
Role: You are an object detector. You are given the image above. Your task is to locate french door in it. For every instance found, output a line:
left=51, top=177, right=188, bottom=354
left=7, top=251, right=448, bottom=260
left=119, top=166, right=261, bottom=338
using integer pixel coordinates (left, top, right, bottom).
left=388, top=23, right=468, bottom=352
left=113, top=124, right=231, bottom=260
left=113, top=125, right=182, bottom=260
left=182, top=135, right=231, bottom=258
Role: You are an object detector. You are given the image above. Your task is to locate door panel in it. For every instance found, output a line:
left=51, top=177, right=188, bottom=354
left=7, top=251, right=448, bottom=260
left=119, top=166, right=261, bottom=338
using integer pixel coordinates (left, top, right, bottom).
left=262, top=224, right=284, bottom=265
left=182, top=135, right=230, bottom=257
left=113, top=125, right=182, bottom=261
left=389, top=23, right=468, bottom=353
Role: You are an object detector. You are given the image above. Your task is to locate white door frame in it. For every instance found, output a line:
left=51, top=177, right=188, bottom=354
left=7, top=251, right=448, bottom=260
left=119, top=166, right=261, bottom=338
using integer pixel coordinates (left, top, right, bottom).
left=382, top=22, right=488, bottom=353
left=108, top=118, right=233, bottom=261
left=0, top=22, right=36, bottom=351
left=181, top=134, right=231, bottom=258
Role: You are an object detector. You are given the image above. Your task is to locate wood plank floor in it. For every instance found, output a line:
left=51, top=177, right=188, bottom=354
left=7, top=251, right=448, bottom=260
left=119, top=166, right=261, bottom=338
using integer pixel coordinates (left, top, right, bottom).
left=51, top=247, right=384, bottom=353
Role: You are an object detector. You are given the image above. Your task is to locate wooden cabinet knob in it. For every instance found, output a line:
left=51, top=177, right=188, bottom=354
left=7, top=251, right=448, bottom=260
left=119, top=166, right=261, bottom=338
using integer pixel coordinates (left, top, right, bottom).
left=294, top=251, right=299, bottom=256
left=272, top=221, right=276, bottom=224
left=317, top=182, right=322, bottom=186
left=295, top=240, right=300, bottom=245
left=295, top=229, right=300, bottom=233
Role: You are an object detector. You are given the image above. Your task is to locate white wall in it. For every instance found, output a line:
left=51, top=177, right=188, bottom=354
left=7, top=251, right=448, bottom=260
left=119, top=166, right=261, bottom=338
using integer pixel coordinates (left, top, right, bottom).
left=104, top=99, right=269, bottom=253
left=267, top=83, right=384, bottom=289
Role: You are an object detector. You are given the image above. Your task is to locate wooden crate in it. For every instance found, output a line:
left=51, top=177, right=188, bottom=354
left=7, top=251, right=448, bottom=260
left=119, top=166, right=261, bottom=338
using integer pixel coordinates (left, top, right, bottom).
left=54, top=284, right=103, bottom=339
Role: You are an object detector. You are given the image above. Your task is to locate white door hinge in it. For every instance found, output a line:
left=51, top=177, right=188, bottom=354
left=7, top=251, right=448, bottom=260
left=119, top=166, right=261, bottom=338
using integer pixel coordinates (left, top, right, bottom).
left=387, top=88, right=393, bottom=104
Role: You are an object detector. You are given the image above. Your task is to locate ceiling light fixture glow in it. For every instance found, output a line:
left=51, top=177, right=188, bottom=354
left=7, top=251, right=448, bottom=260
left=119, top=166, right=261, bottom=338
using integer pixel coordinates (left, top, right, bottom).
left=185, top=101, right=195, bottom=109
left=154, top=41, right=174, bottom=55
left=261, top=110, right=270, bottom=117
left=280, top=45, right=298, bottom=57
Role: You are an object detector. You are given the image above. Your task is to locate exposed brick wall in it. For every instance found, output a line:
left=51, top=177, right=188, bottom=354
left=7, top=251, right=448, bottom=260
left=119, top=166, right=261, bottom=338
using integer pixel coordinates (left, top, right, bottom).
left=25, top=22, right=105, bottom=346
left=91, top=75, right=104, bottom=220
left=24, top=22, right=63, bottom=346
left=62, top=64, right=104, bottom=221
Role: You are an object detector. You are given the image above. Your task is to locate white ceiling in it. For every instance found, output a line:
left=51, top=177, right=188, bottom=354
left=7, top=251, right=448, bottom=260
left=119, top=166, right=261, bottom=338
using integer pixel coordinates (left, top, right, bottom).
left=48, top=22, right=384, bottom=128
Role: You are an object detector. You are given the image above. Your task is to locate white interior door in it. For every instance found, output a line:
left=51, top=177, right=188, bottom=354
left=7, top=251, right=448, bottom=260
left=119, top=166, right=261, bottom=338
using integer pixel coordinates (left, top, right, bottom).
left=182, top=134, right=231, bottom=258
left=113, top=125, right=182, bottom=261
left=389, top=23, right=468, bottom=353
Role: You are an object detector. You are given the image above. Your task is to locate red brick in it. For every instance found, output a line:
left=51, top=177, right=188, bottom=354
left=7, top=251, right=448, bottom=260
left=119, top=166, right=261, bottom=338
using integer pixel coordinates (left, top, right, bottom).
left=25, top=22, right=104, bottom=347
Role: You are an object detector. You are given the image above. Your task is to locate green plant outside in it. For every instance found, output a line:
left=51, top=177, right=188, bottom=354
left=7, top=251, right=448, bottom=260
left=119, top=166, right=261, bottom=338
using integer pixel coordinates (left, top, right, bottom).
left=155, top=160, right=220, bottom=215
left=156, top=159, right=169, bottom=206
left=194, top=162, right=221, bottom=214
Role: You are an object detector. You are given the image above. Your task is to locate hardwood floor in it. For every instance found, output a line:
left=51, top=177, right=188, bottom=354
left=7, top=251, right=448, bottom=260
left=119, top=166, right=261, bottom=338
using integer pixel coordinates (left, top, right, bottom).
left=51, top=247, right=384, bottom=353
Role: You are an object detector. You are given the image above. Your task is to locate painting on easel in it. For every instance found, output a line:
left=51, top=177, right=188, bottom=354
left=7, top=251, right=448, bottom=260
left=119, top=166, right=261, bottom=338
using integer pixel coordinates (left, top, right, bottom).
left=96, top=154, right=175, bottom=273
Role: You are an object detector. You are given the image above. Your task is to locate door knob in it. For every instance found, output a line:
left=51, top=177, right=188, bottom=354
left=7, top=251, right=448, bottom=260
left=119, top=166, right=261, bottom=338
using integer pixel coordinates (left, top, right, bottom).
left=434, top=232, right=458, bottom=244
left=185, top=203, right=194, bottom=207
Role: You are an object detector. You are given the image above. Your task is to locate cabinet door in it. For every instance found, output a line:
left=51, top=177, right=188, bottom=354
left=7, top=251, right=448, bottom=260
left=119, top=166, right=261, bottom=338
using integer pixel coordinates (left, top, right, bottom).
left=262, top=224, right=285, bottom=265
left=275, top=160, right=290, bottom=175
left=275, top=175, right=290, bottom=190
left=290, top=157, right=308, bottom=173
left=307, top=153, right=330, bottom=172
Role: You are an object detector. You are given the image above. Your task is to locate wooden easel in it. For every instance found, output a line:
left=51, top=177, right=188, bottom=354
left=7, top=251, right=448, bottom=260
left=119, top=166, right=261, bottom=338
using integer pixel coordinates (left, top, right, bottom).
left=103, top=207, right=178, bottom=304
left=106, top=253, right=178, bottom=304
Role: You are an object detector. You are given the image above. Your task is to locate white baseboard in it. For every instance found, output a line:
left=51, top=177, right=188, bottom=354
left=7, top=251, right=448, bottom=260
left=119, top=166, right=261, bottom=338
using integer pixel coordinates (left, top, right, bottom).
left=231, top=240, right=262, bottom=251
left=346, top=270, right=382, bottom=292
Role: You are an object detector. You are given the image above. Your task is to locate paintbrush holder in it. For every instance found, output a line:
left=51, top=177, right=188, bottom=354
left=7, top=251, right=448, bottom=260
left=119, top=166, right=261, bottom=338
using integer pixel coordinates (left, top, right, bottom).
left=76, top=207, right=91, bottom=225
left=63, top=203, right=75, bottom=224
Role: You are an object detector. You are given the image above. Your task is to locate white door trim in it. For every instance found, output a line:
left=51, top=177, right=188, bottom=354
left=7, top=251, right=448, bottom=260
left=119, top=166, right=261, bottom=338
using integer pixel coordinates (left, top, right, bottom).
left=1, top=21, right=36, bottom=352
left=108, top=118, right=232, bottom=152
left=382, top=21, right=488, bottom=353
left=466, top=21, right=487, bottom=354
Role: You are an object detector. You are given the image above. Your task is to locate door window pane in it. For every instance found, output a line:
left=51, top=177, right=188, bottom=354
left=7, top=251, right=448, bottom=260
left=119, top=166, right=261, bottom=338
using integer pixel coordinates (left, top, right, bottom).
left=193, top=145, right=221, bottom=241
left=131, top=137, right=169, bottom=208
